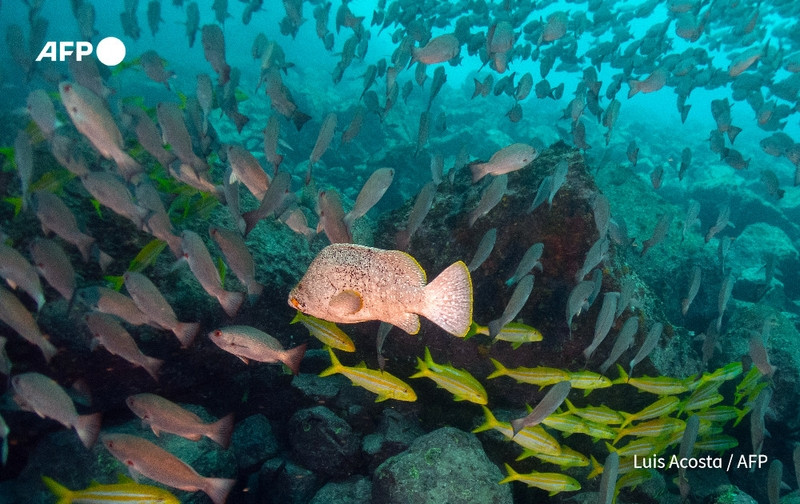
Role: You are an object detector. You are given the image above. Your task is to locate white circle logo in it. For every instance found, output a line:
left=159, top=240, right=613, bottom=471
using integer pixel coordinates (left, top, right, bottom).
left=95, top=37, right=126, bottom=66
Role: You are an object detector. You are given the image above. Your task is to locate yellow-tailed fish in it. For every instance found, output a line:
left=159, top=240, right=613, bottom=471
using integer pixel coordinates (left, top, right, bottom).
left=473, top=406, right=561, bottom=455
left=694, top=434, right=738, bottom=453
left=491, top=321, right=543, bottom=349
left=734, top=365, right=765, bottom=405
left=486, top=359, right=569, bottom=388
left=619, top=396, right=681, bottom=429
left=588, top=454, right=640, bottom=479
left=679, top=381, right=724, bottom=414
left=616, top=365, right=695, bottom=396
left=695, top=361, right=742, bottom=387
left=540, top=412, right=617, bottom=440
left=320, top=347, right=416, bottom=402
left=614, top=468, right=656, bottom=497
left=42, top=474, right=180, bottom=504
left=563, top=399, right=624, bottom=425
left=606, top=437, right=670, bottom=458
left=566, top=370, right=613, bottom=395
left=410, top=347, right=487, bottom=404
left=693, top=406, right=749, bottom=426
left=290, top=311, right=355, bottom=352
left=499, top=463, right=581, bottom=496
left=613, top=417, right=686, bottom=445
left=518, top=444, right=589, bottom=468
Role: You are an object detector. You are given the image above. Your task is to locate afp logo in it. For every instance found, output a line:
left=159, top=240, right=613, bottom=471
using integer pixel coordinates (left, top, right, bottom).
left=35, top=36, right=126, bottom=66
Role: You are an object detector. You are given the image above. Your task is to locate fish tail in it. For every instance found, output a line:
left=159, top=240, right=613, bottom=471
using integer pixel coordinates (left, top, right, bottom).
left=587, top=455, right=604, bottom=479
left=282, top=343, right=307, bottom=375
left=247, top=280, right=264, bottom=299
left=202, top=477, right=236, bottom=504
left=75, top=412, right=102, bottom=449
left=289, top=311, right=303, bottom=325
left=627, top=80, right=640, bottom=98
left=173, top=322, right=200, bottom=348
left=291, top=110, right=312, bottom=131
left=487, top=319, right=503, bottom=339
left=618, top=412, right=634, bottom=430
left=733, top=406, right=750, bottom=427
left=143, top=356, right=164, bottom=381
left=41, top=476, right=73, bottom=504
left=420, top=261, right=473, bottom=337
left=76, top=235, right=96, bottom=263
left=472, top=405, right=500, bottom=433
left=409, top=356, right=429, bottom=379
left=498, top=463, right=519, bottom=485
left=209, top=413, right=235, bottom=449
left=469, top=162, right=487, bottom=183
left=39, top=337, right=58, bottom=364
left=319, top=346, right=343, bottom=377
left=218, top=290, right=245, bottom=318
left=486, top=358, right=507, bottom=379
left=613, top=364, right=629, bottom=385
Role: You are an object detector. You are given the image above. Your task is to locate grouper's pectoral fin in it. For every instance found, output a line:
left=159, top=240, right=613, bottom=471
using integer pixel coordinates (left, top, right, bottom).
left=390, top=312, right=421, bottom=335
left=329, top=289, right=363, bottom=315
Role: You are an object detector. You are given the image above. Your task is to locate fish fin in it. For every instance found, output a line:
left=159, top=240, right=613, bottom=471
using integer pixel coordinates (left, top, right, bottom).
left=202, top=477, right=236, bottom=504
left=281, top=343, right=307, bottom=375
left=76, top=235, right=96, bottom=263
left=173, top=322, right=200, bottom=348
left=290, top=311, right=303, bottom=325
left=39, top=338, right=58, bottom=364
left=209, top=413, right=235, bottom=449
left=41, top=476, right=72, bottom=504
left=511, top=341, right=523, bottom=350
left=472, top=405, right=498, bottom=433
left=587, top=455, right=603, bottom=479
left=237, top=356, right=250, bottom=365
left=217, top=290, right=245, bottom=318
left=409, top=356, right=429, bottom=379
left=374, top=393, right=390, bottom=403
left=144, top=357, right=163, bottom=381
left=486, top=358, right=507, bottom=379
left=75, top=412, right=102, bottom=449
left=390, top=312, right=421, bottom=335
left=247, top=281, right=264, bottom=298
left=319, top=347, right=342, bottom=377
left=469, top=162, right=488, bottom=183
left=420, top=261, right=473, bottom=337
left=329, top=289, right=363, bottom=315
left=498, top=463, right=519, bottom=485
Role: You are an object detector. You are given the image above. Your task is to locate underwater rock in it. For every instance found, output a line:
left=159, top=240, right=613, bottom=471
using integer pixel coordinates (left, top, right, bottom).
left=362, top=409, right=425, bottom=473
left=308, top=476, right=371, bottom=504
left=372, top=426, right=512, bottom=504
left=703, top=484, right=758, bottom=504
left=727, top=223, right=800, bottom=298
left=231, top=414, right=278, bottom=471
left=287, top=405, right=362, bottom=478
left=255, top=457, right=320, bottom=504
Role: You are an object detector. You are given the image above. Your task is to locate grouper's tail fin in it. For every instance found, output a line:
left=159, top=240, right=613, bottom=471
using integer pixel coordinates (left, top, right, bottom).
left=420, top=261, right=473, bottom=338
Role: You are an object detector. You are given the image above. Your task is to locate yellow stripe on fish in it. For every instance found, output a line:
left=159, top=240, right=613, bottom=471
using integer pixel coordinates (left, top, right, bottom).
left=619, top=396, right=681, bottom=429
left=410, top=347, right=487, bottom=404
left=320, top=347, right=416, bottom=402
left=563, top=399, right=624, bottom=425
left=290, top=311, right=355, bottom=352
left=517, top=444, right=589, bottom=469
left=499, top=463, right=581, bottom=496
left=489, top=321, right=543, bottom=348
left=486, top=358, right=569, bottom=387
left=541, top=413, right=617, bottom=440
left=473, top=406, right=562, bottom=455
left=616, top=365, right=695, bottom=395
left=613, top=417, right=686, bottom=445
left=42, top=474, right=180, bottom=504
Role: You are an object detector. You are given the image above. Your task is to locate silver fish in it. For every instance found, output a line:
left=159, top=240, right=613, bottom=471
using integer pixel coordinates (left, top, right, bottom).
left=682, top=265, right=702, bottom=316
left=575, top=236, right=609, bottom=282
left=467, top=228, right=497, bottom=273
left=396, top=182, right=436, bottom=250
left=506, top=243, right=544, bottom=286
left=599, top=316, right=638, bottom=374
left=180, top=231, right=245, bottom=317
left=0, top=286, right=57, bottom=363
left=548, top=160, right=569, bottom=207
left=14, top=130, right=32, bottom=211
left=156, top=102, right=208, bottom=172
left=208, top=325, right=306, bottom=375
left=640, top=211, right=673, bottom=256
left=29, top=238, right=75, bottom=303
left=583, top=292, right=619, bottom=360
left=76, top=286, right=151, bottom=327
left=344, top=168, right=395, bottom=231
left=201, top=24, right=231, bottom=85
left=227, top=144, right=270, bottom=201
left=209, top=226, right=263, bottom=298
left=0, top=242, right=45, bottom=310
left=716, top=273, right=734, bottom=331
left=80, top=172, right=148, bottom=230
left=488, top=275, right=534, bottom=338
left=317, top=189, right=352, bottom=244
left=123, top=271, right=200, bottom=347
left=566, top=280, right=595, bottom=337
left=85, top=312, right=163, bottom=381
left=629, top=322, right=663, bottom=373
left=510, top=381, right=571, bottom=435
left=12, top=372, right=101, bottom=448
left=596, top=452, right=619, bottom=504
left=527, top=175, right=552, bottom=213
left=468, top=174, right=507, bottom=227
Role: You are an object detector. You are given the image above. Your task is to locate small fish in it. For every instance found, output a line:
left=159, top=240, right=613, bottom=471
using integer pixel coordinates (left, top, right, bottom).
left=473, top=406, right=562, bottom=456
left=487, top=359, right=570, bottom=387
left=467, top=227, right=497, bottom=272
left=14, top=130, right=32, bottom=211
left=682, top=265, right=702, bottom=316
left=548, top=160, right=569, bottom=206
left=563, top=399, right=624, bottom=425
left=626, top=141, right=639, bottom=166
left=566, top=370, right=613, bottom=394
left=180, top=230, right=246, bottom=317
left=499, top=463, right=581, bottom=496
left=716, top=273, right=734, bottom=331
left=320, top=347, right=416, bottom=402
left=490, top=322, right=543, bottom=349
left=488, top=274, right=534, bottom=338
left=139, top=50, right=174, bottom=89
left=0, top=286, right=57, bottom=363
left=566, top=280, right=595, bottom=336
left=629, top=322, right=663, bottom=373
left=59, top=82, right=142, bottom=181
left=618, top=396, right=681, bottom=429
left=156, top=102, right=208, bottom=172
left=307, top=112, right=337, bottom=182
left=26, top=89, right=58, bottom=141
left=343, top=167, right=394, bottom=231
left=85, top=312, right=163, bottom=381
left=227, top=145, right=270, bottom=201
left=395, top=182, right=436, bottom=250
left=263, top=114, right=284, bottom=173
left=76, top=286, right=150, bottom=327
left=411, top=347, right=487, bottom=404
left=613, top=417, right=685, bottom=445
left=185, top=2, right=200, bottom=46
left=411, top=33, right=460, bottom=65
left=102, top=433, right=235, bottom=504
left=595, top=452, right=619, bottom=504
left=470, top=143, right=537, bottom=182
left=527, top=175, right=552, bottom=213
left=506, top=243, right=544, bottom=286
left=126, top=393, right=235, bottom=448
left=12, top=372, right=101, bottom=448
left=80, top=172, right=149, bottom=230
left=640, top=212, right=673, bottom=256
left=469, top=174, right=507, bottom=227
left=760, top=169, right=784, bottom=199
left=511, top=381, right=572, bottom=435
left=201, top=24, right=231, bottom=85
left=208, top=325, right=306, bottom=374
left=290, top=310, right=355, bottom=352
left=749, top=332, right=775, bottom=376
left=42, top=474, right=180, bottom=504
left=209, top=226, right=263, bottom=298
left=317, top=189, right=352, bottom=244
left=123, top=271, right=200, bottom=347
left=627, top=68, right=667, bottom=98
left=0, top=242, right=45, bottom=310
left=289, top=244, right=473, bottom=338
left=583, top=292, right=618, bottom=360
left=616, top=366, right=695, bottom=396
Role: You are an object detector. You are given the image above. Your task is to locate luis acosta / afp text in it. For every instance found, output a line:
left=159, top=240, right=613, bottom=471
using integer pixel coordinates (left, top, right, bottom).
left=634, top=453, right=770, bottom=472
